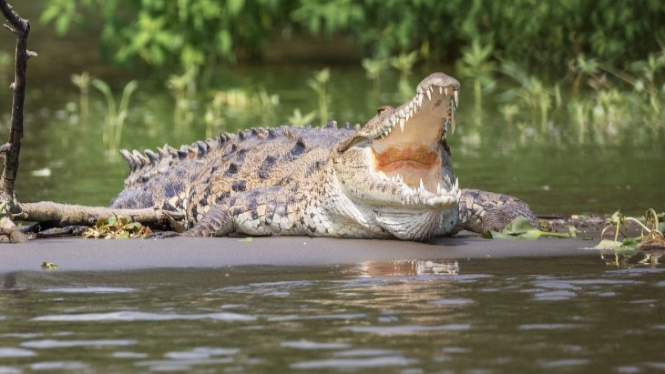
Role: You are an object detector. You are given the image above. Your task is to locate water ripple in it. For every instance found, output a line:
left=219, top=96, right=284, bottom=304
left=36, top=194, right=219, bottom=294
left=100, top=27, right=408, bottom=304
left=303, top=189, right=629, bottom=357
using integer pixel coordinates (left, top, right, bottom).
left=21, top=339, right=136, bottom=349
left=0, top=347, right=35, bottom=357
left=165, top=347, right=239, bottom=359
left=428, top=298, right=474, bottom=306
left=112, top=352, right=149, bottom=359
left=41, top=287, right=135, bottom=293
left=268, top=313, right=365, bottom=322
left=291, top=356, right=416, bottom=369
left=533, top=290, right=577, bottom=301
left=341, top=324, right=471, bottom=335
left=32, top=311, right=256, bottom=322
left=518, top=324, right=580, bottom=330
left=334, top=349, right=400, bottom=357
left=281, top=341, right=351, bottom=350
left=30, top=361, right=89, bottom=371
left=538, top=358, right=590, bottom=368
left=0, top=366, right=21, bottom=374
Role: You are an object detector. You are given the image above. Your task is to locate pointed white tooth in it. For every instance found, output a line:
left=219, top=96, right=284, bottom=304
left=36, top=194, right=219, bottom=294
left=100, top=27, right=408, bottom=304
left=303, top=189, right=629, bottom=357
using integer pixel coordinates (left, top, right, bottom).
left=390, top=116, right=397, bottom=126
left=454, top=90, right=459, bottom=107
left=405, top=111, right=410, bottom=121
left=399, top=117, right=405, bottom=132
left=439, top=87, right=443, bottom=95
left=427, top=89, right=432, bottom=101
left=437, top=182, right=442, bottom=194
left=419, top=178, right=424, bottom=190
left=417, top=93, right=423, bottom=107
left=445, top=87, right=448, bottom=96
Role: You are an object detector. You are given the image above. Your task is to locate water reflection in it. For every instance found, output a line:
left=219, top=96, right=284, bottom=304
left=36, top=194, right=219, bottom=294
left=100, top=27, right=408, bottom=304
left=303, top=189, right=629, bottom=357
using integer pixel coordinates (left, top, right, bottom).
left=0, top=257, right=664, bottom=372
left=600, top=248, right=665, bottom=267
left=357, top=260, right=460, bottom=277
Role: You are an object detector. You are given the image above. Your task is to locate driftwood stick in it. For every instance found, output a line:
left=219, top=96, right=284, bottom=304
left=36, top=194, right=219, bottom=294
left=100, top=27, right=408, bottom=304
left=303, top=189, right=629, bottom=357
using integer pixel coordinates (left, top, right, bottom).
left=16, top=202, right=184, bottom=228
left=0, top=1, right=32, bottom=207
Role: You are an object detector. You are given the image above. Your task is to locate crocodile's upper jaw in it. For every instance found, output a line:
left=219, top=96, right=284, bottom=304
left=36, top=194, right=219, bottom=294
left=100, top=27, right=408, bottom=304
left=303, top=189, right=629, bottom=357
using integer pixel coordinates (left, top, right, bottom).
left=332, top=73, right=461, bottom=238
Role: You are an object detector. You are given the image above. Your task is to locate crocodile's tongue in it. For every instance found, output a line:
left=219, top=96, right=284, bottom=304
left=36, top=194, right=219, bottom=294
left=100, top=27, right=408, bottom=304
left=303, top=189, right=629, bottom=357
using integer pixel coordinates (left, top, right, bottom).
left=371, top=108, right=444, bottom=192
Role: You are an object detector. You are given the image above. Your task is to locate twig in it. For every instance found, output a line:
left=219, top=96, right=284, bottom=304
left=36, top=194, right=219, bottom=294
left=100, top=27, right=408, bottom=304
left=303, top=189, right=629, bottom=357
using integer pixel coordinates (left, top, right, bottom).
left=0, top=0, right=33, bottom=207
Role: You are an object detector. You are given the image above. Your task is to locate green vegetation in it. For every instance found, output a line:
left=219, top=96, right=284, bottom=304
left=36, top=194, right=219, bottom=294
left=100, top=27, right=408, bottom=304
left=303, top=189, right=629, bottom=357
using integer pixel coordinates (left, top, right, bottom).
left=482, top=216, right=575, bottom=240
left=82, top=215, right=153, bottom=239
left=91, top=77, right=138, bottom=154
left=41, top=0, right=665, bottom=77
left=38, top=1, right=664, bottom=151
left=596, top=209, right=665, bottom=250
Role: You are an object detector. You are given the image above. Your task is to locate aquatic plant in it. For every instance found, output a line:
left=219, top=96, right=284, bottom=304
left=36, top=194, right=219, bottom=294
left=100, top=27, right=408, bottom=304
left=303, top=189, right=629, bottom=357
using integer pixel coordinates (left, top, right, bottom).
left=71, top=71, right=90, bottom=120
left=287, top=108, right=316, bottom=126
left=596, top=209, right=665, bottom=250
left=455, top=39, right=496, bottom=112
left=482, top=216, right=574, bottom=240
left=91, top=78, right=138, bottom=155
left=307, top=68, right=330, bottom=125
left=500, top=61, right=552, bottom=131
left=167, top=67, right=198, bottom=128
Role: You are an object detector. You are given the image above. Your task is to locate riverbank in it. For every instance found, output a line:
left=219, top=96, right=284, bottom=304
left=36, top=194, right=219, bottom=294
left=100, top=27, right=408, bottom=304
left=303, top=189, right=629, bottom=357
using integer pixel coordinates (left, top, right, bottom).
left=1, top=231, right=602, bottom=273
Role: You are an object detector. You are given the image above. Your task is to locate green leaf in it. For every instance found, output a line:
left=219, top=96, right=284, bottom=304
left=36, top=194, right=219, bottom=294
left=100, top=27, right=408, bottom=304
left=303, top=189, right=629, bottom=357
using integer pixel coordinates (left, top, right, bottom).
left=116, top=231, right=130, bottom=239
left=483, top=216, right=573, bottom=240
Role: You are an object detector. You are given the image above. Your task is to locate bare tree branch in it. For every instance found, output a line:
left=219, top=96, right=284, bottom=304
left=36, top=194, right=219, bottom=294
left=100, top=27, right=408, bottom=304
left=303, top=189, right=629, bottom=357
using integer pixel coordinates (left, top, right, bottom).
left=0, top=0, right=32, bottom=207
left=17, top=202, right=184, bottom=229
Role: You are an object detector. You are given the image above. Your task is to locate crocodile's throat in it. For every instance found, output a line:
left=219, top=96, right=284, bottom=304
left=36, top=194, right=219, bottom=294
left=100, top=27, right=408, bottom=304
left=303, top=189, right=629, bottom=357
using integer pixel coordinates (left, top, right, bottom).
left=370, top=84, right=452, bottom=193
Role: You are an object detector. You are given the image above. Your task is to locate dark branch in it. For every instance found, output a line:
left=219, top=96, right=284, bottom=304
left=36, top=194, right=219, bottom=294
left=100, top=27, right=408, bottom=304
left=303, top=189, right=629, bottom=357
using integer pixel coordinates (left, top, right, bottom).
left=0, top=0, right=32, bottom=209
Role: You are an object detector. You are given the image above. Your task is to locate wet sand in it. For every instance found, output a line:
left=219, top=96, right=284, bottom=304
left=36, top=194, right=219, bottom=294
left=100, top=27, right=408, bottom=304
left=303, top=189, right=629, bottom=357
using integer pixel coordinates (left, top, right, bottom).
left=0, top=232, right=600, bottom=272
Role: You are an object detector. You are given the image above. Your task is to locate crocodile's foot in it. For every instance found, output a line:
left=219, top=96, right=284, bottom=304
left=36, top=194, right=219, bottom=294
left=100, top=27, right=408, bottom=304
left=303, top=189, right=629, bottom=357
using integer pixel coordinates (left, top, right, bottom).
left=459, top=189, right=538, bottom=233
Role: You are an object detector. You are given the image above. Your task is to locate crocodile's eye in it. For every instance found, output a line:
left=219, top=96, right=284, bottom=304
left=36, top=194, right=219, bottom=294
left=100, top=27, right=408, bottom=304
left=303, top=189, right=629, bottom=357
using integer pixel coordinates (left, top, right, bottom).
left=376, top=106, right=392, bottom=115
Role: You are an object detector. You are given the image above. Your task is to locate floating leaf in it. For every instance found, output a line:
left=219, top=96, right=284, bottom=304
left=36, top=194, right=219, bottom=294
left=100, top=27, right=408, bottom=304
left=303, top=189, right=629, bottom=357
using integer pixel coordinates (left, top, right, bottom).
left=238, top=237, right=253, bottom=242
left=483, top=216, right=573, bottom=240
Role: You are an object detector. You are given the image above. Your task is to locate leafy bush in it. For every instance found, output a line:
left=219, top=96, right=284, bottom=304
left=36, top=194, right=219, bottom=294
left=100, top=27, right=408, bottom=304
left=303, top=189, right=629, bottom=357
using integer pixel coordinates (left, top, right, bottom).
left=41, top=0, right=665, bottom=77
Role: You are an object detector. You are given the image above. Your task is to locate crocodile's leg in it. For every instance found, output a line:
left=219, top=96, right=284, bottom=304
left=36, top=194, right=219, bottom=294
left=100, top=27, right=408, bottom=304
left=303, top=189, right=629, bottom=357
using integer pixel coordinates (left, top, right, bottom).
left=183, top=186, right=294, bottom=237
left=458, top=189, right=538, bottom=233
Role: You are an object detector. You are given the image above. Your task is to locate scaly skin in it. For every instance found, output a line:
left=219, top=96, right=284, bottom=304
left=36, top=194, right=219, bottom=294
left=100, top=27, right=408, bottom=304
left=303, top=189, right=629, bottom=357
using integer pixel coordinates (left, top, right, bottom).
left=110, top=72, right=538, bottom=240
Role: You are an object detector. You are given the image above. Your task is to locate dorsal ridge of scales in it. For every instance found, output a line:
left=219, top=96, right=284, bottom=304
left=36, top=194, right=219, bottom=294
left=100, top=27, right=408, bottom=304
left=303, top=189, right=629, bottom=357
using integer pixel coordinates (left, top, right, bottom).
left=118, top=124, right=353, bottom=188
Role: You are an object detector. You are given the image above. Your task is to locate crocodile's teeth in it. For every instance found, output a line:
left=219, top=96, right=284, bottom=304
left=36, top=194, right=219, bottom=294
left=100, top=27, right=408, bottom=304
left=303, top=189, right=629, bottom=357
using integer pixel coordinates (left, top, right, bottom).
left=445, top=87, right=448, bottom=96
left=437, top=182, right=442, bottom=194
left=405, top=111, right=410, bottom=122
left=426, top=89, right=432, bottom=101
left=439, top=87, right=443, bottom=95
left=454, top=90, right=459, bottom=107
left=399, top=117, right=405, bottom=132
left=419, top=178, right=425, bottom=191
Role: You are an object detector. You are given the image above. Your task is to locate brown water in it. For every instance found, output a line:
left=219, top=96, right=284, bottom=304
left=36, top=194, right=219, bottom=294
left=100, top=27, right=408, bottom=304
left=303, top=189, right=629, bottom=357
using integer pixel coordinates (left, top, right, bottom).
left=2, top=257, right=665, bottom=373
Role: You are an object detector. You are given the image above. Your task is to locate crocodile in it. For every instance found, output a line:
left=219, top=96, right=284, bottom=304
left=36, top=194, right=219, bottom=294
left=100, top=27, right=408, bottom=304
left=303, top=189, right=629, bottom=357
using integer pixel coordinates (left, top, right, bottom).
left=110, top=72, right=537, bottom=240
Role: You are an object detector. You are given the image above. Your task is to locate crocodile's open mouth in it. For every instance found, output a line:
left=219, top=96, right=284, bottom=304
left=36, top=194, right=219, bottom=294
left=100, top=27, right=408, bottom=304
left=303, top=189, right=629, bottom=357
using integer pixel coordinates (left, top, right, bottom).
left=371, top=74, right=459, bottom=198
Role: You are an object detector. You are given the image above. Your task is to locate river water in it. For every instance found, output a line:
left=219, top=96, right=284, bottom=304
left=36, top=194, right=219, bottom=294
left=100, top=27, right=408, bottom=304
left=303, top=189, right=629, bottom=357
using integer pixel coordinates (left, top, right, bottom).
left=1, top=257, right=665, bottom=373
left=1, top=2, right=665, bottom=373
